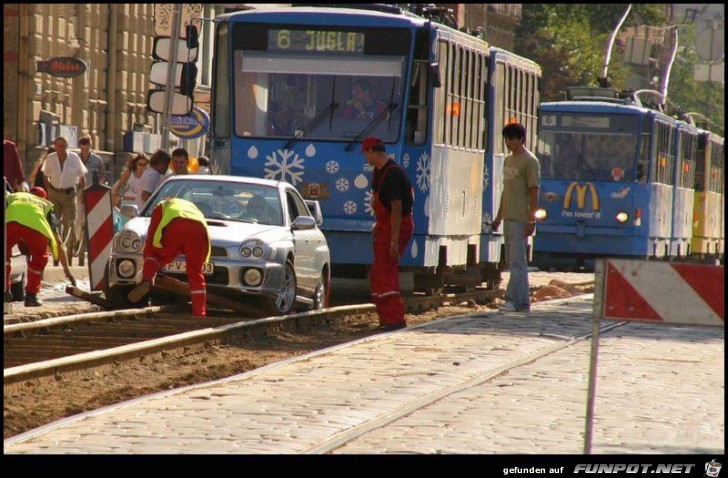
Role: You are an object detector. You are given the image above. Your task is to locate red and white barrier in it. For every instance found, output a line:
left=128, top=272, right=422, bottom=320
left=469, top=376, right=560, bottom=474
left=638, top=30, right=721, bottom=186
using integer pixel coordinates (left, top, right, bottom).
left=83, top=182, right=114, bottom=291
left=597, top=259, right=724, bottom=327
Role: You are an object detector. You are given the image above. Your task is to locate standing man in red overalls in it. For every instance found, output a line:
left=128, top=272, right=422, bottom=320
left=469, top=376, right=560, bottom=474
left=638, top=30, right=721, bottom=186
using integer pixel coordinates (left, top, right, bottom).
left=127, top=197, right=210, bottom=317
left=361, top=137, right=414, bottom=331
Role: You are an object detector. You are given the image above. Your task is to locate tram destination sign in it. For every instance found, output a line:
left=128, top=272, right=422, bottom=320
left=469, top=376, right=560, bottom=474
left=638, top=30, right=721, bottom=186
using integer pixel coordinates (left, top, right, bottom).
left=268, top=29, right=365, bottom=53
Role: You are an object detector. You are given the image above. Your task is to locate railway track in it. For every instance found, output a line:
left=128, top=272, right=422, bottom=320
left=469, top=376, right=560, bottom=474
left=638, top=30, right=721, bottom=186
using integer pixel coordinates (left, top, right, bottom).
left=4, top=288, right=505, bottom=385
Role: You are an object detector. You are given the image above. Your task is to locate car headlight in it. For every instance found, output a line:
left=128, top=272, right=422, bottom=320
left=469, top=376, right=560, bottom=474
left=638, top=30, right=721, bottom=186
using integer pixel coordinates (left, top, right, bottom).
left=615, top=211, right=629, bottom=223
left=115, top=230, right=144, bottom=253
left=534, top=208, right=547, bottom=221
left=240, top=240, right=269, bottom=260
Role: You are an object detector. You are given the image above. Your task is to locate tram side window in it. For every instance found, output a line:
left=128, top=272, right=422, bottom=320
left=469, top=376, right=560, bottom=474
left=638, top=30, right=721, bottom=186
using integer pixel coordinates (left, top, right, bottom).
left=406, top=29, right=431, bottom=145
left=679, top=133, right=697, bottom=189
left=654, top=123, right=675, bottom=185
left=433, top=40, right=448, bottom=146
left=709, top=140, right=724, bottom=193
left=637, top=118, right=651, bottom=182
left=694, top=134, right=707, bottom=192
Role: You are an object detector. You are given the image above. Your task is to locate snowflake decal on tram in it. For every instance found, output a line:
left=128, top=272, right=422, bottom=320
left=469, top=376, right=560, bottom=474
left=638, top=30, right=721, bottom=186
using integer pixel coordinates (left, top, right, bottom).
left=343, top=200, right=358, bottom=215
left=416, top=152, right=430, bottom=193
left=264, top=149, right=305, bottom=185
left=325, top=160, right=340, bottom=175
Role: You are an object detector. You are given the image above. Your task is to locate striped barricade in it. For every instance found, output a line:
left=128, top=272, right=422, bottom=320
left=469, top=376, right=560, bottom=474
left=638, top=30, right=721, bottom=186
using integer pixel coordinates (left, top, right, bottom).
left=585, top=258, right=724, bottom=454
left=83, top=181, right=114, bottom=291
left=596, top=258, right=724, bottom=327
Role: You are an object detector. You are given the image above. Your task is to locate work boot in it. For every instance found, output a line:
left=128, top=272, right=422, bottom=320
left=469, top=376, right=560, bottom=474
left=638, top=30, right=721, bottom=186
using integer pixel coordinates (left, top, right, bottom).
left=127, top=281, right=151, bottom=304
left=24, top=293, right=42, bottom=307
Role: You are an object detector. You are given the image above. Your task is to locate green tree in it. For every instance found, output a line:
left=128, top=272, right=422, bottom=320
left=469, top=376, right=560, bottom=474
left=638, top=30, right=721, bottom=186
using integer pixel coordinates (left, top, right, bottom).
left=516, top=4, right=723, bottom=131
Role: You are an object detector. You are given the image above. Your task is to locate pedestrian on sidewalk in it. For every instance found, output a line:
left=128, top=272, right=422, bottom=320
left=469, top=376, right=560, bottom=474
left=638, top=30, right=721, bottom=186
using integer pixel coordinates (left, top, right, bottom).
left=361, top=136, right=414, bottom=331
left=78, top=136, right=107, bottom=186
left=127, top=197, right=210, bottom=317
left=5, top=187, right=76, bottom=306
left=41, top=136, right=87, bottom=247
left=491, top=122, right=540, bottom=313
left=135, top=149, right=171, bottom=211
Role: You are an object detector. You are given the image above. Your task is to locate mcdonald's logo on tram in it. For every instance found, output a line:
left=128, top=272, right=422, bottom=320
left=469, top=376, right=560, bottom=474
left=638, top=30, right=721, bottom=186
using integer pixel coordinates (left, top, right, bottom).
left=563, top=182, right=600, bottom=210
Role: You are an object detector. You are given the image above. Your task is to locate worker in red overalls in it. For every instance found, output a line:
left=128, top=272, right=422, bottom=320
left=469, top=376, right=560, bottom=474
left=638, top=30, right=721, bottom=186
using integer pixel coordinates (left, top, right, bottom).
left=361, top=137, right=414, bottom=331
left=127, top=197, right=210, bottom=317
left=5, top=186, right=76, bottom=306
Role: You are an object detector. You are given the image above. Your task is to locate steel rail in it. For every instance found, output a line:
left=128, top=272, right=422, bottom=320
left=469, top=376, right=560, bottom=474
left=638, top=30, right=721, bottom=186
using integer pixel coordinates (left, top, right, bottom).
left=3, top=288, right=509, bottom=385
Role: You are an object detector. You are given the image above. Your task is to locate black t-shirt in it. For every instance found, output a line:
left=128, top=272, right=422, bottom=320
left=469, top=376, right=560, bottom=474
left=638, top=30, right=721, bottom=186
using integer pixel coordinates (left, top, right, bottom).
left=372, top=160, right=413, bottom=216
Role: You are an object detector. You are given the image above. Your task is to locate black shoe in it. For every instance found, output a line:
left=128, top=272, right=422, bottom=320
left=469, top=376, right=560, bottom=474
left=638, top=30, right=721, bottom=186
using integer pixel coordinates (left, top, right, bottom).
left=24, top=293, right=42, bottom=307
left=378, top=323, right=406, bottom=332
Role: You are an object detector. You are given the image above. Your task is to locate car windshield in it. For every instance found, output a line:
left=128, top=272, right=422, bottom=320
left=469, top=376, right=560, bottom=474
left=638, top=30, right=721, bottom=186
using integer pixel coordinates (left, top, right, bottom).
left=142, top=179, right=283, bottom=226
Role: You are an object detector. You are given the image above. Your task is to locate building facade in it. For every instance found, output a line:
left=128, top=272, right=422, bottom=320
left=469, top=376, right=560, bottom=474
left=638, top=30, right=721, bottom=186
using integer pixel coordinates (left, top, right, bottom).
left=3, top=4, right=224, bottom=182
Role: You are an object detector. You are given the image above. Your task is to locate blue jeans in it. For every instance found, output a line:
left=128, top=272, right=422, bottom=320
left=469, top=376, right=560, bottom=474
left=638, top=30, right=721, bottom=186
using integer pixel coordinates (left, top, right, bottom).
left=504, top=220, right=530, bottom=310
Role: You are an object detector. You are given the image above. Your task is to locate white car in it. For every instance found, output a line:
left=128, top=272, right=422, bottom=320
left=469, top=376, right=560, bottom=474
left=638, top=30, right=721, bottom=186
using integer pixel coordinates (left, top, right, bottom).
left=105, top=175, right=331, bottom=315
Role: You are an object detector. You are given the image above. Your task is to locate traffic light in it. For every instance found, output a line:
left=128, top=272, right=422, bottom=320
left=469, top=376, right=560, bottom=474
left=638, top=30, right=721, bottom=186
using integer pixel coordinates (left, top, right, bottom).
left=146, top=35, right=199, bottom=116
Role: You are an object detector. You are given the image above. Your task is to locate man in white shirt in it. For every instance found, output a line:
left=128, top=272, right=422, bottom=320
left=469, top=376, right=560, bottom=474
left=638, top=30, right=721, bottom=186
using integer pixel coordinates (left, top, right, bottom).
left=135, top=149, right=171, bottom=211
left=41, top=136, right=87, bottom=243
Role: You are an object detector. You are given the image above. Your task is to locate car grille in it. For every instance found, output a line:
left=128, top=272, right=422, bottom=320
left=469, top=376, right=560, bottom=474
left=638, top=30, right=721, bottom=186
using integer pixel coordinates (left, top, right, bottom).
left=164, top=266, right=229, bottom=285
left=210, top=246, right=228, bottom=258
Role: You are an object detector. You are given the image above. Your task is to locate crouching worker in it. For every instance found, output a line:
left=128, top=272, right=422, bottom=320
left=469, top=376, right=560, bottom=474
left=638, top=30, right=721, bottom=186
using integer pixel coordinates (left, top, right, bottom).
left=127, top=198, right=210, bottom=317
left=5, top=186, right=76, bottom=306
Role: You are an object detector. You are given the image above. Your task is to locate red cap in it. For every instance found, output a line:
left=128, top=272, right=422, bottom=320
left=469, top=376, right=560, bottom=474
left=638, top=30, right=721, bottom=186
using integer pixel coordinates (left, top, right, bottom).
left=30, top=186, right=47, bottom=199
left=360, top=136, right=384, bottom=153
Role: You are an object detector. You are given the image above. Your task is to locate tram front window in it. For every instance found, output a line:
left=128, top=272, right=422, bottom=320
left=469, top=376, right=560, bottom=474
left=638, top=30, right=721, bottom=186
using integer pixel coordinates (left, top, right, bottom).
left=233, top=55, right=405, bottom=142
left=538, top=131, right=638, bottom=181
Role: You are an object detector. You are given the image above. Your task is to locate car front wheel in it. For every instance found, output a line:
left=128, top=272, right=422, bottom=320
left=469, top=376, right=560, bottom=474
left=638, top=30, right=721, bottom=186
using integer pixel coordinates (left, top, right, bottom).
left=262, top=260, right=297, bottom=315
left=312, top=271, right=328, bottom=310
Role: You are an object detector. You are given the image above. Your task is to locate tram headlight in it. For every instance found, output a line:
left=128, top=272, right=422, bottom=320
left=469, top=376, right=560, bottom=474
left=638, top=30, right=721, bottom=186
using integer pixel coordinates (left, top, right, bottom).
left=615, top=211, right=629, bottom=223
left=534, top=208, right=547, bottom=221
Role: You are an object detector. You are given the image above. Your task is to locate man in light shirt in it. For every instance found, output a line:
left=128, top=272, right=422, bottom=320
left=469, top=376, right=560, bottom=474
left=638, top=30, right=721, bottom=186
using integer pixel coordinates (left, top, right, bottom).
left=41, top=136, right=87, bottom=243
left=135, top=149, right=171, bottom=211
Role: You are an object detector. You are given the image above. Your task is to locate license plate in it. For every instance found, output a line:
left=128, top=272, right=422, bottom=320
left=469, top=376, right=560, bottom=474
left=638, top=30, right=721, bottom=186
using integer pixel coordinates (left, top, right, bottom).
left=163, top=260, right=214, bottom=275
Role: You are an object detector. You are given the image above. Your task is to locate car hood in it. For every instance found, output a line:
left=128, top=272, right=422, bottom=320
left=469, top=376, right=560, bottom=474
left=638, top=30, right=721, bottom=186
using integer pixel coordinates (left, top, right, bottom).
left=123, top=217, right=284, bottom=247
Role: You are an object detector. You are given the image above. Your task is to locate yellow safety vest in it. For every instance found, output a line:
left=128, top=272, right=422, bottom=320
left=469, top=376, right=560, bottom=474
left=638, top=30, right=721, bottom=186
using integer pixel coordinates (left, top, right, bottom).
left=5, top=192, right=59, bottom=259
left=152, top=198, right=210, bottom=262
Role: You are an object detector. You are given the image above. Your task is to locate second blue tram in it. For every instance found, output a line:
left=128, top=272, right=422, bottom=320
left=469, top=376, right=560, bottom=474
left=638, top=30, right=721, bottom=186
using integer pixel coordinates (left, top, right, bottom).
left=210, top=5, right=541, bottom=290
left=533, top=87, right=702, bottom=269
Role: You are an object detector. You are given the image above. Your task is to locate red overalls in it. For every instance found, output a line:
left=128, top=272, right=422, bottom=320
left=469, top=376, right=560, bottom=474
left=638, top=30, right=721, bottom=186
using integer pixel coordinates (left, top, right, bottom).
left=5, top=223, right=49, bottom=295
left=141, top=207, right=209, bottom=317
left=370, top=163, right=414, bottom=326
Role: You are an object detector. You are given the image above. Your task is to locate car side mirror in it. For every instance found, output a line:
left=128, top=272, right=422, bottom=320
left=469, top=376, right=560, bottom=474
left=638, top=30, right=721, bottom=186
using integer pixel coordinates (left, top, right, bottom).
left=292, top=216, right=316, bottom=231
left=304, top=200, right=324, bottom=226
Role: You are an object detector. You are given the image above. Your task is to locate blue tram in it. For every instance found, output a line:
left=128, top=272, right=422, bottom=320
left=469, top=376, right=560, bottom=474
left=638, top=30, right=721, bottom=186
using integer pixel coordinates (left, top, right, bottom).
left=209, top=5, right=541, bottom=289
left=533, top=87, right=705, bottom=269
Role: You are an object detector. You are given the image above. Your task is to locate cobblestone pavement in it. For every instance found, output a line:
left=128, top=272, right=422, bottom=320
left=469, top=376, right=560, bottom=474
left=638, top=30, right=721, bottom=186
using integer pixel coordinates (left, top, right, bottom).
left=4, top=295, right=723, bottom=454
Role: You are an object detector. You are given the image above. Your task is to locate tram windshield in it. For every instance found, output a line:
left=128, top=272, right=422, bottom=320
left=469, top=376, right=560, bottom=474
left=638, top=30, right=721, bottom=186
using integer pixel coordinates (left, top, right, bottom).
left=230, top=24, right=408, bottom=142
left=537, top=115, right=640, bottom=182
